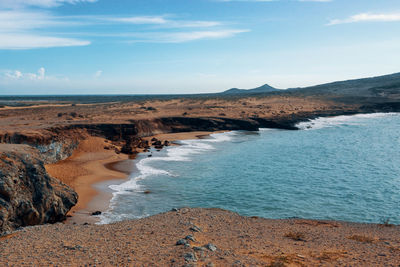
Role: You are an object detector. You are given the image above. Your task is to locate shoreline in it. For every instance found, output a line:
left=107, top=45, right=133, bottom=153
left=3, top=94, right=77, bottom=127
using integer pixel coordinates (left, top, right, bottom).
left=48, top=112, right=400, bottom=225
left=45, top=136, right=131, bottom=224
left=46, top=131, right=228, bottom=224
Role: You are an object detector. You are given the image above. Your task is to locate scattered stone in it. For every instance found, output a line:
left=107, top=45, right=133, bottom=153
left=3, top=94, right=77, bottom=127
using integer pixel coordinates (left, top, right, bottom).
left=91, top=211, right=102, bottom=216
left=205, top=243, right=217, bottom=252
left=193, top=247, right=205, bottom=252
left=185, top=235, right=196, bottom=242
left=63, top=245, right=82, bottom=250
left=183, top=252, right=197, bottom=262
left=171, top=208, right=179, bottom=212
left=176, top=239, right=188, bottom=246
left=189, top=225, right=202, bottom=232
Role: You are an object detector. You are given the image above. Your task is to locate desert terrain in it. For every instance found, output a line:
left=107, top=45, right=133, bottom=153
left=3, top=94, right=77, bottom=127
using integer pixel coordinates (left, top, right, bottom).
left=1, top=73, right=400, bottom=266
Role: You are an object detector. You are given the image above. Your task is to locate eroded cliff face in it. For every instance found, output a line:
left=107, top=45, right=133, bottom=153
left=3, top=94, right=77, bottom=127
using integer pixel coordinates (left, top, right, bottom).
left=0, top=145, right=77, bottom=234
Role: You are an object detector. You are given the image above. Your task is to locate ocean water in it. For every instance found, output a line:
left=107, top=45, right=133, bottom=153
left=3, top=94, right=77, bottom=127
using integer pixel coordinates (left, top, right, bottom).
left=100, top=113, right=400, bottom=225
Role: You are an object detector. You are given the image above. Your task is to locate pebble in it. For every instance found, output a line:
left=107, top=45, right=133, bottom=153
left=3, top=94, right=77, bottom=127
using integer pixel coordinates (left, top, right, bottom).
left=183, top=252, right=197, bottom=262
left=176, top=239, right=188, bottom=246
left=189, top=225, right=202, bottom=232
left=205, top=243, right=217, bottom=252
left=185, top=235, right=196, bottom=242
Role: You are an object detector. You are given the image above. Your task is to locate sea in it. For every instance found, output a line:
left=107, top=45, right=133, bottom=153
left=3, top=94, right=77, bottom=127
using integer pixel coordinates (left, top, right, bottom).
left=99, top=113, right=400, bottom=225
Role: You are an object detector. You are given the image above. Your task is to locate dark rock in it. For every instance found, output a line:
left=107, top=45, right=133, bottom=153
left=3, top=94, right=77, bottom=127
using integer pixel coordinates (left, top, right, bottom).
left=0, top=145, right=77, bottom=234
left=91, top=211, right=102, bottom=216
left=205, top=243, right=217, bottom=252
left=185, top=235, right=196, bottom=242
left=183, top=252, right=197, bottom=262
left=176, top=239, right=188, bottom=246
left=171, top=208, right=179, bottom=212
left=189, top=225, right=202, bottom=232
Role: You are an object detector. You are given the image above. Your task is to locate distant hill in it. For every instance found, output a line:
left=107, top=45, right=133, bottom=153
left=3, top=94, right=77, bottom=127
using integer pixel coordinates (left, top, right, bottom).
left=219, top=72, right=400, bottom=99
left=221, top=84, right=280, bottom=95
left=290, top=72, right=400, bottom=98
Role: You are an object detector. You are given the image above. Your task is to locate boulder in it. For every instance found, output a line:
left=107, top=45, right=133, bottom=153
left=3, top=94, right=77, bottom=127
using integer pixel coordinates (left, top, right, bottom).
left=0, top=145, right=78, bottom=235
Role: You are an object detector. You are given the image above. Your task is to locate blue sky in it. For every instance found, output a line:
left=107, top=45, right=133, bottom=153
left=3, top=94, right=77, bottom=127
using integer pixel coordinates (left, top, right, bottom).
left=0, top=0, right=399, bottom=95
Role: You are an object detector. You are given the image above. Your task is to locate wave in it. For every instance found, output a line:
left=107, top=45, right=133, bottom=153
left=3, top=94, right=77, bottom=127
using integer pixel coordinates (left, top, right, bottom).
left=98, top=131, right=237, bottom=224
left=296, top=112, right=399, bottom=130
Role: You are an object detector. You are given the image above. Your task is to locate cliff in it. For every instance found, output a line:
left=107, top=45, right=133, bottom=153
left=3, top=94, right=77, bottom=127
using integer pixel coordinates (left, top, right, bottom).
left=0, top=145, right=77, bottom=234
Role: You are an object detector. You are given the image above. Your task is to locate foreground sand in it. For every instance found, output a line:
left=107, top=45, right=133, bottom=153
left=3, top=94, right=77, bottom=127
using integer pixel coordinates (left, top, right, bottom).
left=1, top=208, right=399, bottom=266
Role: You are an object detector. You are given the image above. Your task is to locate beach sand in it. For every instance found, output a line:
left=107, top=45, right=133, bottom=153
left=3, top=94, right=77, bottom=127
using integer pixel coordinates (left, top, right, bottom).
left=45, top=136, right=131, bottom=224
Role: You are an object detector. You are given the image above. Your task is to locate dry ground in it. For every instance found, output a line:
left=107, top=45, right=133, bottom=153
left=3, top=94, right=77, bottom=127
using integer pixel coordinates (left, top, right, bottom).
left=0, top=208, right=399, bottom=266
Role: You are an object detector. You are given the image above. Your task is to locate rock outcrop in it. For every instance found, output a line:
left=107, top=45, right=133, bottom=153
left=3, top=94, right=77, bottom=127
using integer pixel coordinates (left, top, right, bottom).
left=0, top=145, right=77, bottom=234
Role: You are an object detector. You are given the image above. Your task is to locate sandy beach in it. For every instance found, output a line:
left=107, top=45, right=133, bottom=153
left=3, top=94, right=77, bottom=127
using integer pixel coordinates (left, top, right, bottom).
left=45, top=136, right=131, bottom=223
left=45, top=131, right=226, bottom=224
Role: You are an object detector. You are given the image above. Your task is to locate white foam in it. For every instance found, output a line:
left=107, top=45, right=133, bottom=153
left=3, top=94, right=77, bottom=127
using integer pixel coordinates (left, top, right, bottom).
left=98, top=131, right=238, bottom=224
left=296, top=113, right=399, bottom=130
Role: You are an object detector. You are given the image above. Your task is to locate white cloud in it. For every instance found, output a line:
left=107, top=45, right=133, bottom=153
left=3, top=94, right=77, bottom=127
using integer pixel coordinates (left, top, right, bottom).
left=110, top=16, right=168, bottom=25
left=94, top=70, right=103, bottom=78
left=126, top=29, right=250, bottom=43
left=0, top=0, right=97, bottom=8
left=3, top=67, right=46, bottom=80
left=0, top=33, right=90, bottom=49
left=0, top=10, right=90, bottom=49
left=329, top=13, right=400, bottom=25
left=107, top=16, right=221, bottom=28
left=0, top=1, right=247, bottom=50
left=5, top=70, right=23, bottom=79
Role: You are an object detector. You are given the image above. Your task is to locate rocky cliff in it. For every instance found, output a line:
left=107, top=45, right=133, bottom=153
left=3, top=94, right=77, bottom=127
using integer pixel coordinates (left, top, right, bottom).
left=0, top=145, right=77, bottom=234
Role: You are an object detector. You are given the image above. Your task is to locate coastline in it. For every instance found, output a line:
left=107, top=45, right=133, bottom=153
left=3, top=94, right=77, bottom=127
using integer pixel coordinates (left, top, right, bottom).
left=46, top=131, right=227, bottom=224
left=45, top=136, right=131, bottom=224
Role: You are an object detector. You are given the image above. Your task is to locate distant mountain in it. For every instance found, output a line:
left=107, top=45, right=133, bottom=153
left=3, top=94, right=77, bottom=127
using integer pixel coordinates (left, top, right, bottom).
left=221, top=84, right=280, bottom=95
left=220, top=72, right=400, bottom=99
left=290, top=72, right=400, bottom=98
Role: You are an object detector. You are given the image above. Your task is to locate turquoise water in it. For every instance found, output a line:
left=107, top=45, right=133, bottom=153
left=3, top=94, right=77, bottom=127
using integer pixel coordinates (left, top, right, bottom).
left=100, top=113, right=400, bottom=224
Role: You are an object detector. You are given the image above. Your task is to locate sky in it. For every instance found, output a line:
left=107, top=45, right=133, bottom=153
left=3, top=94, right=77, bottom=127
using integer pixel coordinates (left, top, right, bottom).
left=0, top=0, right=400, bottom=95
